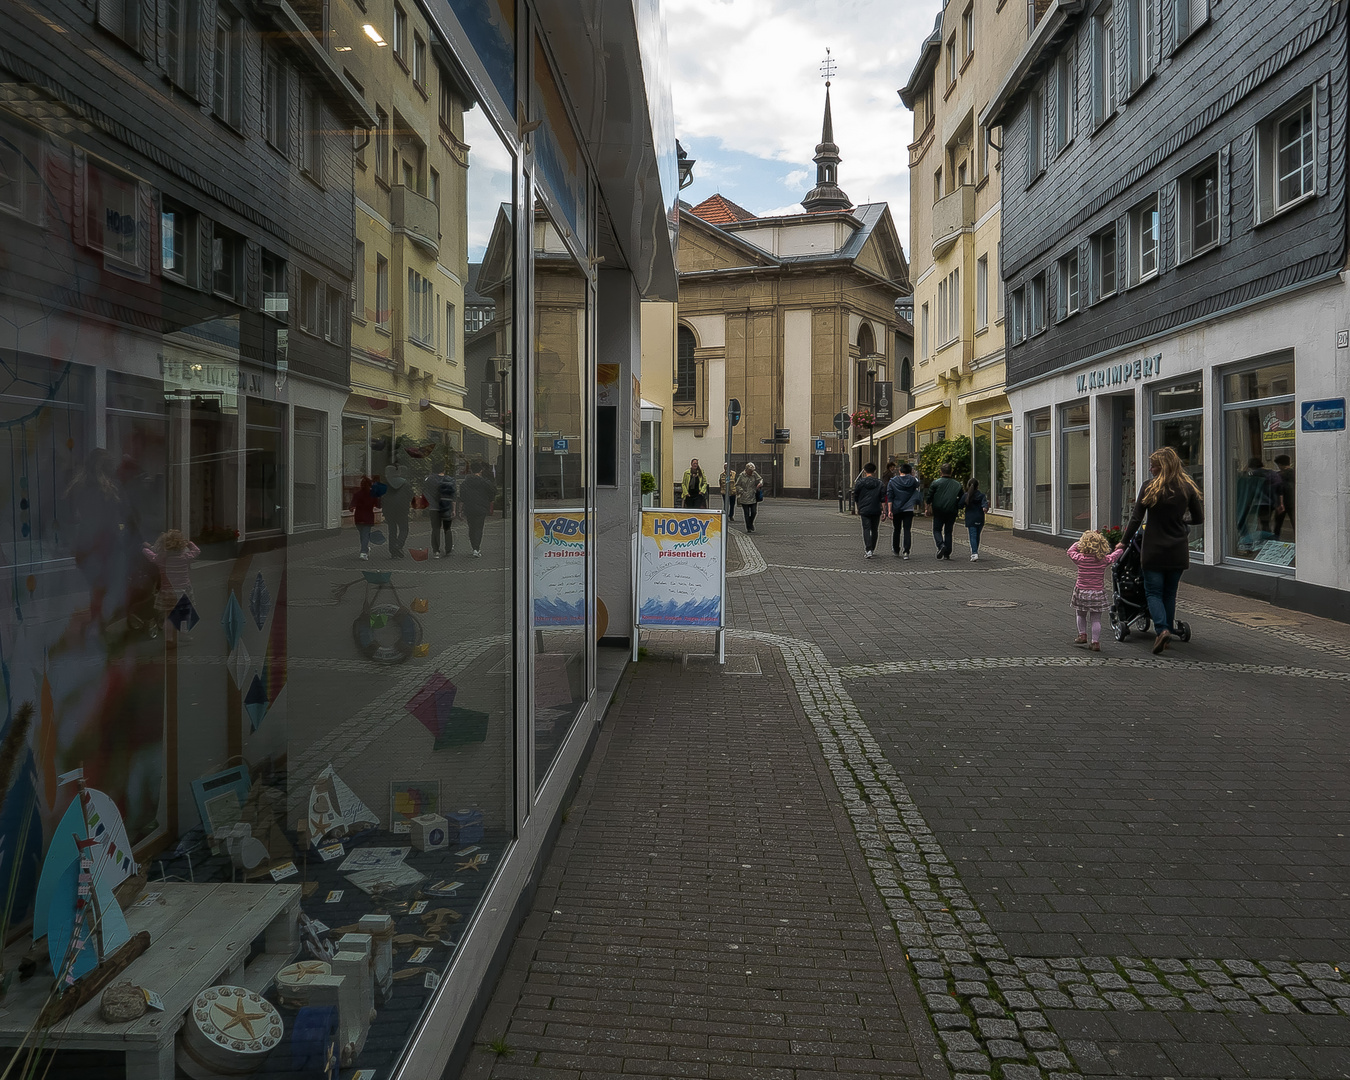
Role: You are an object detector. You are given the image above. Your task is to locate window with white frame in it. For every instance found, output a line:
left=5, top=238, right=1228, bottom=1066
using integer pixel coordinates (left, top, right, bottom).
left=1029, top=271, right=1047, bottom=335
left=1092, top=225, right=1117, bottom=299
left=1009, top=286, right=1026, bottom=344
left=1057, top=252, right=1080, bottom=319
left=1127, top=0, right=1156, bottom=93
left=164, top=0, right=202, bottom=97
left=976, top=255, right=989, bottom=330
left=375, top=254, right=389, bottom=330
left=262, top=252, right=287, bottom=322
left=1180, top=156, right=1220, bottom=260
left=326, top=287, right=343, bottom=344
left=1174, top=0, right=1208, bottom=44
left=393, top=4, right=407, bottom=61
left=948, top=268, right=960, bottom=344
left=921, top=302, right=930, bottom=358
left=1053, top=49, right=1074, bottom=153
left=1258, top=93, right=1315, bottom=221
left=262, top=51, right=288, bottom=152
left=947, top=36, right=958, bottom=87
left=1026, top=89, right=1044, bottom=182
left=375, top=108, right=390, bottom=184
left=1092, top=3, right=1117, bottom=126
left=212, top=7, right=242, bottom=128
left=963, top=5, right=974, bottom=59
left=412, top=33, right=426, bottom=88
left=301, top=89, right=322, bottom=182
left=1129, top=194, right=1159, bottom=285
left=407, top=269, right=433, bottom=345
left=445, top=301, right=457, bottom=362
left=937, top=277, right=948, bottom=345
left=299, top=271, right=322, bottom=335
left=996, top=241, right=1004, bottom=319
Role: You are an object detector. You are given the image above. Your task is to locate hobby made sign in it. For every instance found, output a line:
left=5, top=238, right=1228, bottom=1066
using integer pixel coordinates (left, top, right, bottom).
left=1077, top=352, right=1163, bottom=394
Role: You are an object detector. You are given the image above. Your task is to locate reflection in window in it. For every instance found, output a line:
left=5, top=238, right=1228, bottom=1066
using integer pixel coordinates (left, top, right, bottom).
left=1152, top=378, right=1204, bottom=551
left=1060, top=403, right=1091, bottom=535
left=532, top=201, right=588, bottom=786
left=1224, top=358, right=1296, bottom=565
left=1028, top=409, right=1052, bottom=528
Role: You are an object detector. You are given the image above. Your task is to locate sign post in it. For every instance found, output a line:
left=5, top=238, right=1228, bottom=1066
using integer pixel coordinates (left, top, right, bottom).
left=722, top=398, right=740, bottom=661
left=634, top=509, right=726, bottom=664
left=834, top=411, right=850, bottom=512
left=814, top=438, right=826, bottom=499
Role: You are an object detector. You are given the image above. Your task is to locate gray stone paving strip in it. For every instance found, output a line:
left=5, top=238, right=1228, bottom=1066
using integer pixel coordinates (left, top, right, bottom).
left=728, top=627, right=1350, bottom=1080
left=725, top=528, right=767, bottom=577
left=770, top=563, right=1025, bottom=577
left=838, top=657, right=1350, bottom=682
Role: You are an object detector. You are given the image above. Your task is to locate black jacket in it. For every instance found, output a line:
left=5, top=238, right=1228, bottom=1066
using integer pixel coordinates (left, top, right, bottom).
left=852, top=475, right=885, bottom=517
left=1121, top=483, right=1204, bottom=570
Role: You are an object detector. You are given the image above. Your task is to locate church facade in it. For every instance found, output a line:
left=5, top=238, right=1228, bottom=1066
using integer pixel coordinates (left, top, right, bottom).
left=673, top=90, right=912, bottom=499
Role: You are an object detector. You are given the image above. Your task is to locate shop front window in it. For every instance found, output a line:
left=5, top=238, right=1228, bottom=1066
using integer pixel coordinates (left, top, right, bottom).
left=245, top=398, right=285, bottom=533
left=532, top=200, right=589, bottom=788
left=1027, top=409, right=1052, bottom=528
left=1223, top=356, right=1296, bottom=566
left=972, top=416, right=1013, bottom=513
left=1060, top=403, right=1092, bottom=535
left=1151, top=377, right=1204, bottom=552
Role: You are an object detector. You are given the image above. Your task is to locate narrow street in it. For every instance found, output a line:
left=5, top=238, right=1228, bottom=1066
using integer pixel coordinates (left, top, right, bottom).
left=463, top=499, right=1350, bottom=1080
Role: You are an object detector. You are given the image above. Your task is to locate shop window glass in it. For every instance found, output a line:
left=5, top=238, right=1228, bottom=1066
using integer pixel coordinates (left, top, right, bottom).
left=1224, top=357, right=1296, bottom=566
left=1028, top=409, right=1052, bottom=528
left=107, top=372, right=169, bottom=543
left=245, top=398, right=285, bottom=533
left=1151, top=377, right=1204, bottom=552
left=994, top=417, right=1013, bottom=511
left=1060, top=403, right=1091, bottom=534
left=532, top=197, right=588, bottom=787
left=293, top=407, right=325, bottom=529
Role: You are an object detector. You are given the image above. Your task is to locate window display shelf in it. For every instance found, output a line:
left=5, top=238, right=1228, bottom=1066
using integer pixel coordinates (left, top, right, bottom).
left=0, top=882, right=300, bottom=1080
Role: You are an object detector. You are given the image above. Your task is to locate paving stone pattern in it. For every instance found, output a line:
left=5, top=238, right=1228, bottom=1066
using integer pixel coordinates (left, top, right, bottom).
left=463, top=502, right=1350, bottom=1080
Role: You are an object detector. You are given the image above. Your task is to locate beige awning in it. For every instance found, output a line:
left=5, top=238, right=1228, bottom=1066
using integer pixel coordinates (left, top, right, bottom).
left=428, top=402, right=513, bottom=444
left=852, top=403, right=946, bottom=448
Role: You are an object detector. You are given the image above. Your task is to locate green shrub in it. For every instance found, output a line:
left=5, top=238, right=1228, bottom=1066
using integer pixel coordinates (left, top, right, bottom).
left=640, top=471, right=658, bottom=495
left=917, top=435, right=972, bottom=485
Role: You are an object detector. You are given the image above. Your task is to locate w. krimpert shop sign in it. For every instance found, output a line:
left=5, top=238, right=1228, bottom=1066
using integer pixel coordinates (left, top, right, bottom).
left=1076, top=352, right=1163, bottom=394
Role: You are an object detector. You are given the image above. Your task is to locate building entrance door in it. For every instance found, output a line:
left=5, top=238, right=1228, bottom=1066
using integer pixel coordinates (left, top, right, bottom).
left=1110, top=396, right=1136, bottom=528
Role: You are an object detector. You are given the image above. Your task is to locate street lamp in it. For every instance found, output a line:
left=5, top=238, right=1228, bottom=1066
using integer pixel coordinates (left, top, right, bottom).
left=494, top=354, right=511, bottom=509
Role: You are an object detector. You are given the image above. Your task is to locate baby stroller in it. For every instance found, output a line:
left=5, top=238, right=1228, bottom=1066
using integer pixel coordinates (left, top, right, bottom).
left=1108, top=532, right=1192, bottom=643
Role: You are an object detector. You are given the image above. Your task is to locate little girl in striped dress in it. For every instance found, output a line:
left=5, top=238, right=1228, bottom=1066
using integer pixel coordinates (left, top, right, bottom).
left=1068, top=530, right=1124, bottom=651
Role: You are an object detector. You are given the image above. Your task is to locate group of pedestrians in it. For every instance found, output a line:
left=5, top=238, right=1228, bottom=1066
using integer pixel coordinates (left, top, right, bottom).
left=350, top=460, right=499, bottom=561
left=680, top=459, right=765, bottom=532
left=851, top=460, right=990, bottom=561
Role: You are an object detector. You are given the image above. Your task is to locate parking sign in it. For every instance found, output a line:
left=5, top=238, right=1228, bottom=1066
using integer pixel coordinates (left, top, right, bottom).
left=813, top=438, right=826, bottom=455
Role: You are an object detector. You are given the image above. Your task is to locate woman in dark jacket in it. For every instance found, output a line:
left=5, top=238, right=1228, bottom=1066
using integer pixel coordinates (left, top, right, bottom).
left=1117, top=446, right=1204, bottom=654
left=964, top=478, right=991, bottom=562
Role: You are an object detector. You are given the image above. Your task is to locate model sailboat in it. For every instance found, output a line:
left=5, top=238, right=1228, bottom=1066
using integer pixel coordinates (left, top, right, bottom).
left=32, top=770, right=148, bottom=1006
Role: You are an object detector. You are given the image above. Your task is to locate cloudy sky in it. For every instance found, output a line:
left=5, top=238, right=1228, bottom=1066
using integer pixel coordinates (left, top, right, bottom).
left=665, top=0, right=939, bottom=253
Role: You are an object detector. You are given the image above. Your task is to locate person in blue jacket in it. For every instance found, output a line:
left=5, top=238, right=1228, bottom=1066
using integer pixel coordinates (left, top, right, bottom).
left=886, top=461, right=924, bottom=560
left=964, top=478, right=991, bottom=561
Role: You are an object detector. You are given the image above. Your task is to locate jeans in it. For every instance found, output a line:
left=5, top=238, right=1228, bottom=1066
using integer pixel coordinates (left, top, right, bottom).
left=356, top=524, right=371, bottom=554
left=892, top=510, right=914, bottom=554
left=967, top=523, right=984, bottom=555
left=860, top=514, right=880, bottom=553
left=725, top=494, right=736, bottom=521
left=430, top=515, right=453, bottom=554
left=741, top=501, right=758, bottom=530
left=387, top=517, right=409, bottom=556
left=1142, top=567, right=1184, bottom=633
left=932, top=511, right=955, bottom=555
left=466, top=512, right=487, bottom=552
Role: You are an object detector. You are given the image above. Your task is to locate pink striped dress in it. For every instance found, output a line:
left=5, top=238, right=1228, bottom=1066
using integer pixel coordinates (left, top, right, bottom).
left=1068, top=546, right=1124, bottom=613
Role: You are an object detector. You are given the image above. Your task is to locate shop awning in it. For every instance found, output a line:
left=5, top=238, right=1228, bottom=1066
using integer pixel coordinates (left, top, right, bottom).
left=428, top=403, right=513, bottom=445
left=852, top=403, right=946, bottom=449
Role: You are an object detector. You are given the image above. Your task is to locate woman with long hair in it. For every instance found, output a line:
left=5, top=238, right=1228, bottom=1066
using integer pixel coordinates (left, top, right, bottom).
left=1117, top=446, right=1204, bottom=654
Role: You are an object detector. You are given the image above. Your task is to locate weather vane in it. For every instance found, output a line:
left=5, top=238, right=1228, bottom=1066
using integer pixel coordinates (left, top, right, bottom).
left=819, top=48, right=836, bottom=88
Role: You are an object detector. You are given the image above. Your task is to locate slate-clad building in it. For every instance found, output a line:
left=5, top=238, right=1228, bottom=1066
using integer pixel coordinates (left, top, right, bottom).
left=986, top=0, right=1350, bottom=616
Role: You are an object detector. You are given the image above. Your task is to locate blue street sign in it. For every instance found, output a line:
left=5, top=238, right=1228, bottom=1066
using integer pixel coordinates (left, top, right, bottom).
left=553, top=438, right=569, bottom=453
left=813, top=438, right=826, bottom=455
left=1301, top=398, right=1346, bottom=432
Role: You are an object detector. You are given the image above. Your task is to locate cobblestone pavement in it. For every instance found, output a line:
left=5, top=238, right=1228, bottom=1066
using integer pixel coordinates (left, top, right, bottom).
left=462, top=500, right=1350, bottom=1080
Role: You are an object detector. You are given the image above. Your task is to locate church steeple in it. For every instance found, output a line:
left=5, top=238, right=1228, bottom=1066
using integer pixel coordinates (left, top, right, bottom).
left=802, top=54, right=852, bottom=213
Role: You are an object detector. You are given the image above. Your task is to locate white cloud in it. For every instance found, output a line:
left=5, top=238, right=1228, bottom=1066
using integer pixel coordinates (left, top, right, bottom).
left=761, top=202, right=806, bottom=217
left=666, top=0, right=937, bottom=257
left=782, top=168, right=810, bottom=190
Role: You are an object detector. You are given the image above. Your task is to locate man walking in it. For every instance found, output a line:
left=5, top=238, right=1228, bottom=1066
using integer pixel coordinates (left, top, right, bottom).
left=460, top=461, right=497, bottom=558
left=852, top=462, right=884, bottom=559
left=887, top=461, right=923, bottom=559
left=928, top=462, right=964, bottom=560
left=380, top=464, right=414, bottom=558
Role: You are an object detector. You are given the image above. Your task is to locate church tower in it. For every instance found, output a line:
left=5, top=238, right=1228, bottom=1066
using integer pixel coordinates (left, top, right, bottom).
left=801, top=81, right=852, bottom=212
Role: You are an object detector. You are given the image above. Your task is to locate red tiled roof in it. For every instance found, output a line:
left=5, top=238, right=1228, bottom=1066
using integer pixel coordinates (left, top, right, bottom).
left=688, top=194, right=758, bottom=225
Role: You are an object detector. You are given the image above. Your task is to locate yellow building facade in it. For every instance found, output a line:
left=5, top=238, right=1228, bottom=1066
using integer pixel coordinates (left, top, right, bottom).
left=900, top=0, right=1026, bottom=517
left=333, top=0, right=496, bottom=506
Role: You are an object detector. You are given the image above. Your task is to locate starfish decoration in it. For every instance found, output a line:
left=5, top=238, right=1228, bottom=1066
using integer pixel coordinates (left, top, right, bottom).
left=456, top=853, right=488, bottom=873
left=289, top=961, right=327, bottom=978
left=214, top=995, right=268, bottom=1040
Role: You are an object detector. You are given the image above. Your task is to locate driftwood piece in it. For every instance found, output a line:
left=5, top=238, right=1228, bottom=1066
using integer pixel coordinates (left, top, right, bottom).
left=38, top=932, right=151, bottom=1027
